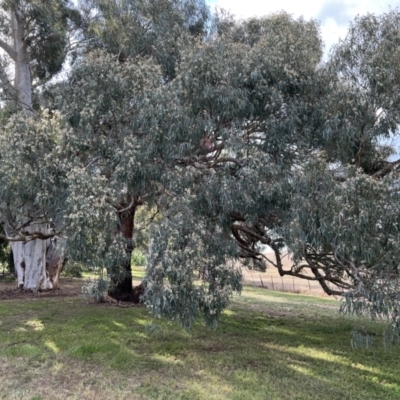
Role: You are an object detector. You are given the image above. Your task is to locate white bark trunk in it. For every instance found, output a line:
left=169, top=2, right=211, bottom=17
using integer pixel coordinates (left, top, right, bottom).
left=6, top=9, right=63, bottom=290
left=11, top=9, right=32, bottom=111
left=11, top=241, right=24, bottom=288
left=10, top=224, right=62, bottom=291
left=0, top=8, right=65, bottom=290
left=23, top=224, right=49, bottom=290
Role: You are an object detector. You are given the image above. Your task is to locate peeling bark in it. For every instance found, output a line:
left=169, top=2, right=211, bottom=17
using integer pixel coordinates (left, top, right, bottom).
left=10, top=224, right=62, bottom=291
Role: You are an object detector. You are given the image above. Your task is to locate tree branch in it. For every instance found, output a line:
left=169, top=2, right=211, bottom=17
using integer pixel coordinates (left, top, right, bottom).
left=372, top=158, right=400, bottom=179
left=0, top=230, right=56, bottom=243
left=0, top=38, right=16, bottom=61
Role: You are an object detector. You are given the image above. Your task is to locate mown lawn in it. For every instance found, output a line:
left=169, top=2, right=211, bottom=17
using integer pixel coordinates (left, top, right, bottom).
left=0, top=278, right=399, bottom=400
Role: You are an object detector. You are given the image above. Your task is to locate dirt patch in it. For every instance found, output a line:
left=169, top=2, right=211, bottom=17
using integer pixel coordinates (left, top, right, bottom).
left=0, top=277, right=82, bottom=300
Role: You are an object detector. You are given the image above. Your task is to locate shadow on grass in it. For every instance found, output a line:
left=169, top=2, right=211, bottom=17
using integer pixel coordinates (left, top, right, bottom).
left=0, top=289, right=399, bottom=400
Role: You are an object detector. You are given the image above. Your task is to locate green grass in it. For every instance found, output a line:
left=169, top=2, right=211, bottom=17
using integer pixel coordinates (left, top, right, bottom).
left=0, top=284, right=399, bottom=399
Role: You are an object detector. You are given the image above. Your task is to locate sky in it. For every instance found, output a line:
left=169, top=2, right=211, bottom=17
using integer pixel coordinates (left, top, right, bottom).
left=208, top=0, right=400, bottom=57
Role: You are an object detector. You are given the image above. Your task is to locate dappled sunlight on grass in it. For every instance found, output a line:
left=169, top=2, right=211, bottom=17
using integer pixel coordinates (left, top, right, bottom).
left=221, top=309, right=235, bottom=317
left=112, top=320, right=127, bottom=330
left=45, top=340, right=60, bottom=354
left=288, top=364, right=316, bottom=378
left=265, top=342, right=354, bottom=366
left=262, top=341, right=396, bottom=390
left=25, top=318, right=44, bottom=331
left=0, top=286, right=399, bottom=399
left=50, top=361, right=65, bottom=373
left=151, top=353, right=183, bottom=365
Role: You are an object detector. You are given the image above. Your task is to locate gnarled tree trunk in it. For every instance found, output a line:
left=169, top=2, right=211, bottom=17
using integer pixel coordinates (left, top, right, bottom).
left=108, top=197, right=144, bottom=303
left=11, top=224, right=63, bottom=290
left=3, top=9, right=63, bottom=291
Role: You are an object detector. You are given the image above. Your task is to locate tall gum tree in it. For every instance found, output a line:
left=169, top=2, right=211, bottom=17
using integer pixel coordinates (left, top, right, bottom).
left=141, top=11, right=400, bottom=336
left=68, top=0, right=210, bottom=301
left=0, top=0, right=80, bottom=290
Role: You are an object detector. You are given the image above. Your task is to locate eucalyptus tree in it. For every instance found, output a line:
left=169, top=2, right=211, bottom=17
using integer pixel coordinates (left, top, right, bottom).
left=283, top=12, right=400, bottom=342
left=142, top=12, right=329, bottom=326
left=143, top=10, right=400, bottom=336
left=80, top=0, right=209, bottom=80
left=56, top=10, right=329, bottom=311
left=50, top=0, right=211, bottom=300
left=1, top=0, right=399, bottom=342
left=0, top=0, right=81, bottom=289
left=62, top=9, right=400, bottom=330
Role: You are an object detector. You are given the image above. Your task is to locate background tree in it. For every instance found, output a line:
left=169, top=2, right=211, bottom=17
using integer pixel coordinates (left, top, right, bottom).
left=282, top=12, right=400, bottom=341
left=0, top=225, right=12, bottom=275
left=0, top=0, right=81, bottom=290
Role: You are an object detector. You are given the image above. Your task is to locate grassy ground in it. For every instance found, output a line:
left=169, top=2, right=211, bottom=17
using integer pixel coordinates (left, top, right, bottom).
left=0, top=275, right=399, bottom=400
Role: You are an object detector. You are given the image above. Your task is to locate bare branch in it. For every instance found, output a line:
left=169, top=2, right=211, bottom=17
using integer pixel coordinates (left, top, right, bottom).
left=0, top=38, right=16, bottom=61
left=85, top=156, right=101, bottom=169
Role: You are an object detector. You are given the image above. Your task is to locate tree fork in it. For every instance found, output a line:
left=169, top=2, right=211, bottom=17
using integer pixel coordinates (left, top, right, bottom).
left=109, top=196, right=144, bottom=303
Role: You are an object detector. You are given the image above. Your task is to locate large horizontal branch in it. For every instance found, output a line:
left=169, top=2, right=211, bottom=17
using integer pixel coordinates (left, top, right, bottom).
left=229, top=213, right=359, bottom=296
left=210, top=157, right=245, bottom=168
left=372, top=158, right=400, bottom=179
left=0, top=230, right=56, bottom=243
left=234, top=224, right=271, bottom=245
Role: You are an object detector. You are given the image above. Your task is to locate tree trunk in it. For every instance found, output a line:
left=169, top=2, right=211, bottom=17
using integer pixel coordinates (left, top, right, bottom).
left=11, top=224, right=62, bottom=290
left=108, top=198, right=144, bottom=303
left=7, top=9, right=63, bottom=291
left=12, top=10, right=32, bottom=112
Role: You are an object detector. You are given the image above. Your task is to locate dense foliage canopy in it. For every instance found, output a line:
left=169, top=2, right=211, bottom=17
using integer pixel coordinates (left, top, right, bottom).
left=0, top=1, right=399, bottom=340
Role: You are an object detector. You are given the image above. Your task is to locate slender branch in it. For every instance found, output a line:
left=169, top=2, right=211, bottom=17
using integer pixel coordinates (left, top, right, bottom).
left=234, top=225, right=271, bottom=245
left=115, top=196, right=143, bottom=214
left=116, top=201, right=135, bottom=214
left=210, top=157, right=244, bottom=168
left=85, top=156, right=101, bottom=169
left=354, top=140, right=364, bottom=168
left=0, top=38, right=16, bottom=61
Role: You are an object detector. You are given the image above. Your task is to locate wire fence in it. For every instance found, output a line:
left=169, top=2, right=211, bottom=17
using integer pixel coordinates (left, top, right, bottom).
left=243, top=270, right=327, bottom=296
left=241, top=254, right=328, bottom=296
